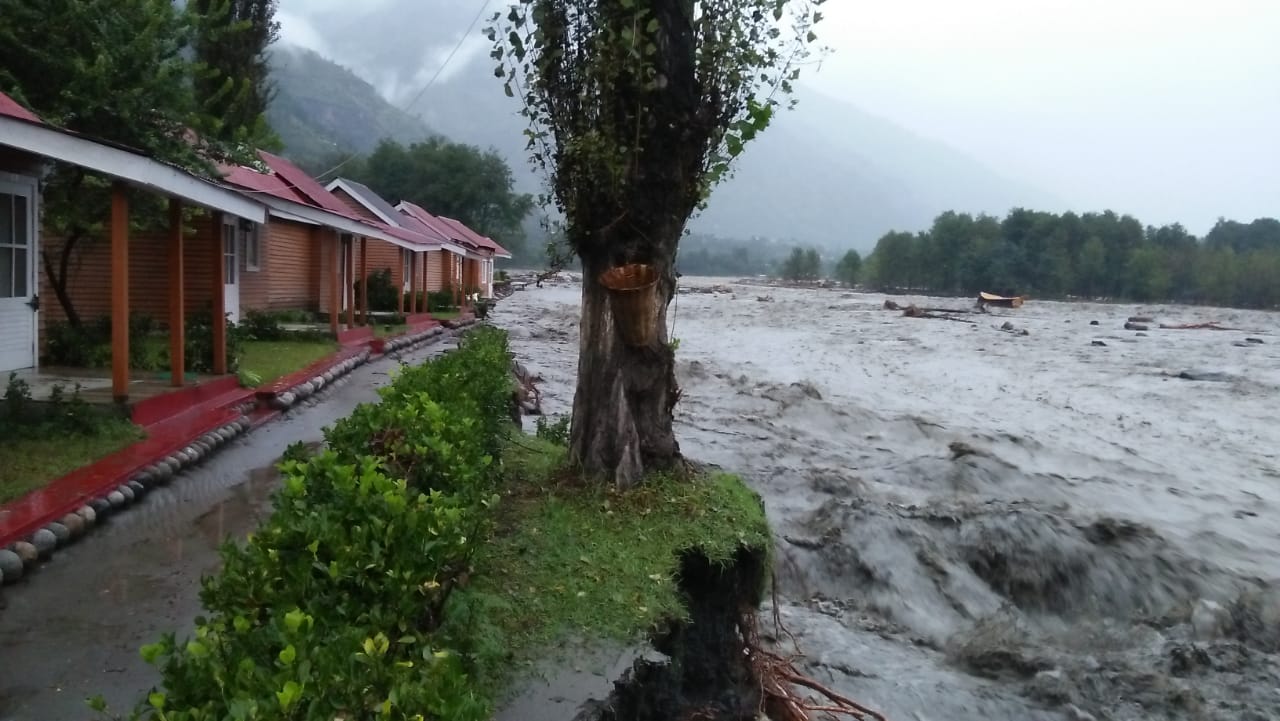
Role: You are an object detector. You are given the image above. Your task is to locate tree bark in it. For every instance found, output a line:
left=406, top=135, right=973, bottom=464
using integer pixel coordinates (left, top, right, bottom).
left=42, top=229, right=84, bottom=328
left=569, top=251, right=681, bottom=488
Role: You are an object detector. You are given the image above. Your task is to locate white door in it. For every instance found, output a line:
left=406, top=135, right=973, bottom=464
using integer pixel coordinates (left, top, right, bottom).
left=402, top=248, right=413, bottom=294
left=0, top=175, right=38, bottom=372
left=222, top=219, right=240, bottom=323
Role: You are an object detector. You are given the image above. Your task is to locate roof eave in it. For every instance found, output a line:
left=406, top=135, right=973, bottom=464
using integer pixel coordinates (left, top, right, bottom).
left=0, top=115, right=265, bottom=222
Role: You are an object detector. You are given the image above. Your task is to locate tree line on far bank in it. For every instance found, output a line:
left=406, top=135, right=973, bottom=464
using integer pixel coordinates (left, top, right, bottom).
left=776, top=209, right=1280, bottom=309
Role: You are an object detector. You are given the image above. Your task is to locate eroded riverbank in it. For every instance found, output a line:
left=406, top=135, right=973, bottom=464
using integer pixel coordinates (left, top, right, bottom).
left=493, top=280, right=1280, bottom=721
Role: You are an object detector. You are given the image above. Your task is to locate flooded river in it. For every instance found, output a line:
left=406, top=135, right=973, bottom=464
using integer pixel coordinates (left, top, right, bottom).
left=494, top=279, right=1280, bottom=721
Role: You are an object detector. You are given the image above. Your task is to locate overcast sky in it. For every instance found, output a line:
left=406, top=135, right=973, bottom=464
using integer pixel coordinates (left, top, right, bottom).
left=278, top=0, right=1279, bottom=233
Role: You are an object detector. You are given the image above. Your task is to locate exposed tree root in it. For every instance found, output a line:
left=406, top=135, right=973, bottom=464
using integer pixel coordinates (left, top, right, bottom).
left=739, top=582, right=887, bottom=721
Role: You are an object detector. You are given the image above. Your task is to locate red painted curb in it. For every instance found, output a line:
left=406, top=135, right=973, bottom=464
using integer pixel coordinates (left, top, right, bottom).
left=0, top=407, right=238, bottom=548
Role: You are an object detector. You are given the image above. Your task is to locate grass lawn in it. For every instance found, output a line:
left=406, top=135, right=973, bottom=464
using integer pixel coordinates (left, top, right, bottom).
left=372, top=323, right=407, bottom=338
left=431, top=310, right=461, bottom=321
left=239, top=339, right=339, bottom=386
left=0, top=421, right=146, bottom=504
left=468, top=432, right=771, bottom=675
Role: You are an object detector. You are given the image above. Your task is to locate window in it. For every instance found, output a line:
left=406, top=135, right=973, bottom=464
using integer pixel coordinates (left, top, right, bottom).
left=243, top=222, right=261, bottom=272
left=1, top=190, right=31, bottom=298
left=223, top=222, right=237, bottom=285
left=402, top=248, right=412, bottom=289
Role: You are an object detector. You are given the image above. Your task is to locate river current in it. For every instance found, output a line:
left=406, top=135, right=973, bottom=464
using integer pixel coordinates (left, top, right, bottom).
left=494, top=277, right=1280, bottom=721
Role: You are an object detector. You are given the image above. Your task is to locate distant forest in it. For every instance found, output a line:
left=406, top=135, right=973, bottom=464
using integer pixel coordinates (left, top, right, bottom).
left=857, top=210, right=1280, bottom=309
left=675, top=233, right=793, bottom=277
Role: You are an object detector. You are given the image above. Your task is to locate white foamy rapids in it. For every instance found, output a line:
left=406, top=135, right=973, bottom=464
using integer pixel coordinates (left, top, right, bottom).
left=491, top=279, right=1280, bottom=721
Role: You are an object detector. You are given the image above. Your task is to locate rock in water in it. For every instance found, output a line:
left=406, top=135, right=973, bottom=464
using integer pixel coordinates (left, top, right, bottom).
left=0, top=549, right=23, bottom=582
left=1191, top=598, right=1230, bottom=640
left=1124, top=322, right=1149, bottom=331
left=1091, top=340, right=1107, bottom=347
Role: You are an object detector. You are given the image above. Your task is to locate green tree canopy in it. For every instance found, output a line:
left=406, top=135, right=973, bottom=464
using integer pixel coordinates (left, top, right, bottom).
left=490, top=0, right=825, bottom=486
left=0, top=0, right=239, bottom=325
left=862, top=208, right=1280, bottom=309
left=189, top=0, right=281, bottom=149
left=780, top=247, right=822, bottom=281
left=349, top=139, right=534, bottom=256
left=834, top=249, right=862, bottom=286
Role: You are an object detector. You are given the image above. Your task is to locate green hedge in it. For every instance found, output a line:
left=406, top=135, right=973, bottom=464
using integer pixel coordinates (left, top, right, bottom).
left=125, top=327, right=514, bottom=721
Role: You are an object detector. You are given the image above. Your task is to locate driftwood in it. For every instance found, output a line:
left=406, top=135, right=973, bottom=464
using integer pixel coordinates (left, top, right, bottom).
left=510, top=360, right=542, bottom=419
left=900, top=305, right=977, bottom=324
left=1158, top=322, right=1240, bottom=331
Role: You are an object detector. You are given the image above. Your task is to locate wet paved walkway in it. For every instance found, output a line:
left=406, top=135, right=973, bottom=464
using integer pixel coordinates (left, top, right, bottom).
left=0, top=339, right=456, bottom=721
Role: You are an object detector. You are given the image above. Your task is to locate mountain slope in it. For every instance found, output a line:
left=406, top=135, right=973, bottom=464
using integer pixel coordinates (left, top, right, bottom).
left=267, top=46, right=434, bottom=172
left=269, top=43, right=1055, bottom=250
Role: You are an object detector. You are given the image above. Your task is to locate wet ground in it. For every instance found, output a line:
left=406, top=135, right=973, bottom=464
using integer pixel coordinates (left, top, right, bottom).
left=0, top=338, right=456, bottom=721
left=494, top=280, right=1280, bottom=721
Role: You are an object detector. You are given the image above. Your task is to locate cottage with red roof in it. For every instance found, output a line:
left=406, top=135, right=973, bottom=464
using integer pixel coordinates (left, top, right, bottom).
left=219, top=152, right=449, bottom=334
left=0, top=90, right=263, bottom=400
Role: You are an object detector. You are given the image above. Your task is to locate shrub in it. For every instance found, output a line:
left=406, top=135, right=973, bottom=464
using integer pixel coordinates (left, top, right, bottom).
left=534, top=415, right=570, bottom=446
left=427, top=287, right=456, bottom=312
left=139, top=455, right=491, bottom=721
left=130, top=328, right=516, bottom=721
left=0, top=374, right=119, bottom=440
left=357, top=267, right=400, bottom=312
left=324, top=327, right=513, bottom=494
left=241, top=310, right=286, bottom=341
left=185, top=310, right=245, bottom=373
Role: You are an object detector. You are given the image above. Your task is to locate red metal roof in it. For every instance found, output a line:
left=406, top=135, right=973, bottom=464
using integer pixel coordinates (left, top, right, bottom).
left=396, top=201, right=475, bottom=250
left=438, top=215, right=508, bottom=256
left=258, top=151, right=354, bottom=215
left=0, top=90, right=43, bottom=124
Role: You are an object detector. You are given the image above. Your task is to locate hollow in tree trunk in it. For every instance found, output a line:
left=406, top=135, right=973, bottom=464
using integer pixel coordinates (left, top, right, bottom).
left=569, top=250, right=681, bottom=488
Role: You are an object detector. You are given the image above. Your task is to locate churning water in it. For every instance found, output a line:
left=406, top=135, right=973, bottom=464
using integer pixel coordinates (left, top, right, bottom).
left=494, top=278, right=1280, bottom=721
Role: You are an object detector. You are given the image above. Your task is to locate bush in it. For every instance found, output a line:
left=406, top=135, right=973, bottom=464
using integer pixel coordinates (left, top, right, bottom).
left=241, top=310, right=286, bottom=342
left=534, top=415, right=570, bottom=446
left=427, top=287, right=456, bottom=312
left=185, top=310, right=245, bottom=374
left=44, top=310, right=246, bottom=374
left=130, top=328, right=516, bottom=721
left=0, top=373, right=117, bottom=440
left=356, top=267, right=400, bottom=312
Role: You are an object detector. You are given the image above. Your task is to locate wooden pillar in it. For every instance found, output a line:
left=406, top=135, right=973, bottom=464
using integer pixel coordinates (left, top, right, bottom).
left=328, top=230, right=341, bottom=336
left=210, top=213, right=227, bottom=375
left=344, top=236, right=355, bottom=328
left=420, top=252, right=428, bottom=313
left=409, top=252, right=419, bottom=317
left=397, top=250, right=406, bottom=317
left=167, top=199, right=185, bottom=387
left=110, top=183, right=129, bottom=402
left=359, top=236, right=368, bottom=326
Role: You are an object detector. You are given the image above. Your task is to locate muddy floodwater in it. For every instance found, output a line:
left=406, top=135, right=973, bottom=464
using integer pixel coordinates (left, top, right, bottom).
left=494, top=279, right=1280, bottom=721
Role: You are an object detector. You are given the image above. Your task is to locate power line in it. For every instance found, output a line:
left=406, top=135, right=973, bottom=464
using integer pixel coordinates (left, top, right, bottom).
left=313, top=0, right=493, bottom=181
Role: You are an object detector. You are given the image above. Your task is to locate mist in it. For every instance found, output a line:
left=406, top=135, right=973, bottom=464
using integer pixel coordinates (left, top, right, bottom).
left=277, top=0, right=1280, bottom=238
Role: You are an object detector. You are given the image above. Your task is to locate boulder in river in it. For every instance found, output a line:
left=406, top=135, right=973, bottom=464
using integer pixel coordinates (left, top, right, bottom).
left=1124, top=322, right=1149, bottom=331
left=1091, top=340, right=1107, bottom=347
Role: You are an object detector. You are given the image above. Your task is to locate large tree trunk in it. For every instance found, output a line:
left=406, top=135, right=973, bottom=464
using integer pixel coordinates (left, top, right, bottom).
left=569, top=250, right=681, bottom=488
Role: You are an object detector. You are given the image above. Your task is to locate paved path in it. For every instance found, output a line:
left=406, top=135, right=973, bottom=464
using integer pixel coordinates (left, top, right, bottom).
left=0, top=338, right=456, bottom=721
